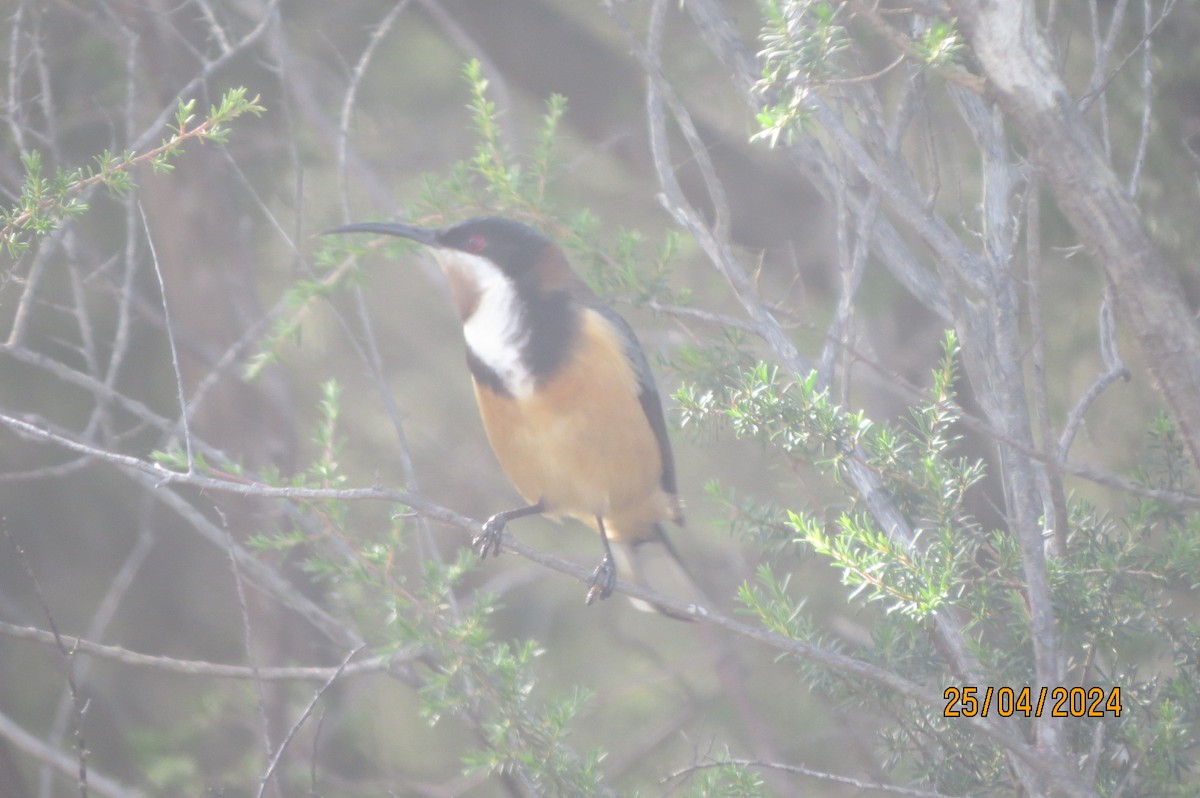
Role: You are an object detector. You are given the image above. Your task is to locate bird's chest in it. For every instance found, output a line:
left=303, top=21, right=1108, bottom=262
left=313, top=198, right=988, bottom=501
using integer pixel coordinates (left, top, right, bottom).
left=471, top=310, right=661, bottom=515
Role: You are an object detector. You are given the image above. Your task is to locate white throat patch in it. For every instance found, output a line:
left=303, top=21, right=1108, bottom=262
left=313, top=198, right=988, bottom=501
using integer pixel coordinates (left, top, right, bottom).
left=435, top=249, right=535, bottom=398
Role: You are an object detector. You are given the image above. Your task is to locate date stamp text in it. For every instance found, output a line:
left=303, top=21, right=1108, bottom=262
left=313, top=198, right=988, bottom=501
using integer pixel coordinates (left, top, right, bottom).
left=944, top=686, right=1122, bottom=718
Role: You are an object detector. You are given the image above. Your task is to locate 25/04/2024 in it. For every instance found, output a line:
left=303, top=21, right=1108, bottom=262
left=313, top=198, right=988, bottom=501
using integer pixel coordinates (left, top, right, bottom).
left=944, top=686, right=1122, bottom=718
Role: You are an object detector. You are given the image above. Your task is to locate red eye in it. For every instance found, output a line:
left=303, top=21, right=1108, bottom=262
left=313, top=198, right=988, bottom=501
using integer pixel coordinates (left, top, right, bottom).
left=466, top=234, right=486, bottom=253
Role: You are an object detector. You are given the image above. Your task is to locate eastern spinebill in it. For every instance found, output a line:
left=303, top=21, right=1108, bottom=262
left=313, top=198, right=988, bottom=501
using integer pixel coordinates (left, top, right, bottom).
left=325, top=216, right=700, bottom=616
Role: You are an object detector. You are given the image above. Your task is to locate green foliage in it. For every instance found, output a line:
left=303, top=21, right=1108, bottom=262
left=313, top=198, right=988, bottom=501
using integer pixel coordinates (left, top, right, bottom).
left=1032, top=416, right=1200, bottom=796
left=386, top=555, right=608, bottom=796
left=751, top=2, right=964, bottom=146
left=738, top=564, right=813, bottom=640
left=0, top=88, right=263, bottom=259
left=678, top=321, right=1200, bottom=793
left=312, top=379, right=346, bottom=488
left=703, top=480, right=797, bottom=553
left=414, top=59, right=569, bottom=221
left=4, top=151, right=92, bottom=251
left=914, top=18, right=964, bottom=66
left=683, top=760, right=768, bottom=798
left=584, top=228, right=690, bottom=306
left=678, top=361, right=868, bottom=468
left=684, top=333, right=978, bottom=618
left=753, top=0, right=848, bottom=145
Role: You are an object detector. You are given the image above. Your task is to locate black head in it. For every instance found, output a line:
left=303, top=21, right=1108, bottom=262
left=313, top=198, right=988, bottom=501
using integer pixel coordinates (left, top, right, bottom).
left=434, top=217, right=554, bottom=280
left=324, top=215, right=584, bottom=388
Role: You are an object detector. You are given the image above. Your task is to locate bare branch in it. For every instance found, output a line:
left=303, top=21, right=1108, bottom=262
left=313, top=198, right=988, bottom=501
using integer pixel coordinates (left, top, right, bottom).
left=664, top=755, right=965, bottom=798
left=41, top=499, right=156, bottom=798
left=335, top=1, right=413, bottom=221
left=1126, top=0, right=1153, bottom=198
left=1024, top=184, right=1070, bottom=557
left=0, top=620, right=409, bottom=682
left=3, top=522, right=90, bottom=798
left=138, top=202, right=194, bottom=473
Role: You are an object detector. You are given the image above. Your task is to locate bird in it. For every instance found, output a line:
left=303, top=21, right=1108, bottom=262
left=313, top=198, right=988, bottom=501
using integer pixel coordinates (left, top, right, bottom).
left=325, top=216, right=699, bottom=616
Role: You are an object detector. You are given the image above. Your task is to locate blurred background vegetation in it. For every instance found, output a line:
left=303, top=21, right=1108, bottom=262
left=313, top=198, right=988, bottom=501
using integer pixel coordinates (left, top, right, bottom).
left=1, top=1, right=1199, bottom=796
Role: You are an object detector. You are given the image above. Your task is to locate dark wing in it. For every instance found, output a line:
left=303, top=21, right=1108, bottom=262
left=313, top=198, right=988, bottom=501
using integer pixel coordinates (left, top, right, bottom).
left=592, top=304, right=681, bottom=510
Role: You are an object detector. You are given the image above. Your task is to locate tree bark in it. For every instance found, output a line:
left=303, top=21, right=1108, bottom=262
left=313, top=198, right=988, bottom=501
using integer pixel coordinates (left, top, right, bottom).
left=949, top=0, right=1200, bottom=471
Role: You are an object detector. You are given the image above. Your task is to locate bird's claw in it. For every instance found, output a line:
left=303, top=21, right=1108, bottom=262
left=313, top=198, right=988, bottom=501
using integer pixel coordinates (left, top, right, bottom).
left=473, top=514, right=507, bottom=559
left=585, top=554, right=616, bottom=605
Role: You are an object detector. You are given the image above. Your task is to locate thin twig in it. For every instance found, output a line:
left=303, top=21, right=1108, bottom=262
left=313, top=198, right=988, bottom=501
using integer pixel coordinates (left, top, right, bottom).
left=221, top=503, right=278, bottom=795
left=0, top=619, right=409, bottom=682
left=6, top=1, right=29, bottom=156
left=336, top=0, right=412, bottom=221
left=127, top=0, right=281, bottom=153
left=4, top=227, right=59, bottom=347
left=42, top=498, right=156, bottom=798
left=138, top=201, right=194, bottom=472
left=416, top=0, right=518, bottom=147
left=663, top=755, right=964, bottom=797
left=1057, top=363, right=1130, bottom=460
left=255, top=644, right=367, bottom=798
left=0, top=456, right=93, bottom=482
left=1058, top=291, right=1129, bottom=458
left=99, top=26, right=143, bottom=443
left=1024, top=184, right=1070, bottom=557
left=1077, top=0, right=1176, bottom=113
left=194, top=0, right=233, bottom=53
left=1084, top=0, right=1128, bottom=160
left=1126, top=0, right=1152, bottom=198
left=645, top=299, right=763, bottom=334
left=4, top=520, right=90, bottom=798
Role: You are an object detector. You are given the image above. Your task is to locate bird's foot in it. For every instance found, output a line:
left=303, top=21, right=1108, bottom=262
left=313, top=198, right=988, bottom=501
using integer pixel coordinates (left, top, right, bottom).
left=585, top=553, right=616, bottom=605
left=474, top=514, right=507, bottom=559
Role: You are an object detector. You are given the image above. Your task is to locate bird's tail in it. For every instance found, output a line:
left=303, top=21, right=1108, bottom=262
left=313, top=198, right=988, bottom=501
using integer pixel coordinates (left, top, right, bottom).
left=610, top=526, right=706, bottom=620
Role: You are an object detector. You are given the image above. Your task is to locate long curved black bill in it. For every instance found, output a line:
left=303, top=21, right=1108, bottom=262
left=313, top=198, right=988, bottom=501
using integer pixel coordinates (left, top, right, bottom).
left=322, top=222, right=439, bottom=246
